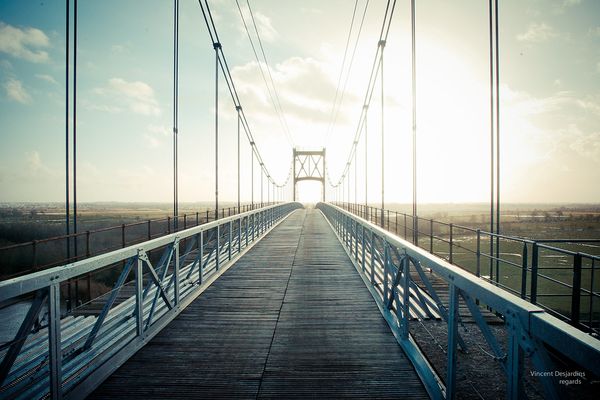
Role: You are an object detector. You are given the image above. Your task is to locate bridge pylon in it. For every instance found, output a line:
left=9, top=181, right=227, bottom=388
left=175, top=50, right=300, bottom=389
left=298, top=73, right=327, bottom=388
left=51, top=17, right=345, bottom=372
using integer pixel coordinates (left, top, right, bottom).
left=293, top=148, right=326, bottom=202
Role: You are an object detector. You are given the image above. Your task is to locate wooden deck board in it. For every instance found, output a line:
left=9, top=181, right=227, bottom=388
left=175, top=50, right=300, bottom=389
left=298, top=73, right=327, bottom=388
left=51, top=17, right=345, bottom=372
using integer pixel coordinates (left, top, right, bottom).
left=90, top=208, right=427, bottom=399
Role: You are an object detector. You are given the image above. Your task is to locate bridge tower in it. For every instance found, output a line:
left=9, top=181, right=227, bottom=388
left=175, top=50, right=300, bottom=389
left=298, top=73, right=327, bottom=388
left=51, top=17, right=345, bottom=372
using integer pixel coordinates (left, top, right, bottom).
left=293, top=148, right=326, bottom=202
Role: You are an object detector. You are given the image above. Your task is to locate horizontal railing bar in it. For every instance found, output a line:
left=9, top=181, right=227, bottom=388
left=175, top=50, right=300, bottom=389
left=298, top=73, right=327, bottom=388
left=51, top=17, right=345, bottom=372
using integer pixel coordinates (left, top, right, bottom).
left=321, top=202, right=600, bottom=377
left=0, top=203, right=299, bottom=303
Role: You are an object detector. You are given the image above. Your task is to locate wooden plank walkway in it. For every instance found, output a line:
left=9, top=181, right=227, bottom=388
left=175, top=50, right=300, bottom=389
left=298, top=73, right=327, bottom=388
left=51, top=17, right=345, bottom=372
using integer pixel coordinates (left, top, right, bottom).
left=90, top=208, right=428, bottom=399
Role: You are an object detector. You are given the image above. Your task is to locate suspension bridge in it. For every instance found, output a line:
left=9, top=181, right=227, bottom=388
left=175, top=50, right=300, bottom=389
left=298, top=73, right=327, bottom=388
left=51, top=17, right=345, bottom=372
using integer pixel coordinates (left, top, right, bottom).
left=1, top=1, right=599, bottom=399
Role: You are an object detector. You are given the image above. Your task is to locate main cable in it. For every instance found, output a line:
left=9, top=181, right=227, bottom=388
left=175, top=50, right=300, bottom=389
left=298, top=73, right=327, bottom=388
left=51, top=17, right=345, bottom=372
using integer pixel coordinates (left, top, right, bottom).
left=245, top=0, right=294, bottom=148
left=198, top=0, right=290, bottom=190
left=235, top=0, right=294, bottom=148
left=328, top=0, right=395, bottom=188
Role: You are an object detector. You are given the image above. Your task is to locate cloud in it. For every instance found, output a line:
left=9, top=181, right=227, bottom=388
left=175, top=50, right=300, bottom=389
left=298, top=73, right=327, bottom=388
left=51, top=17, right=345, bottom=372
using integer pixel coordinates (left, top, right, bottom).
left=552, top=0, right=583, bottom=14
left=232, top=57, right=350, bottom=124
left=0, top=21, right=50, bottom=63
left=565, top=125, right=600, bottom=161
left=4, top=78, right=31, bottom=104
left=93, top=78, right=161, bottom=116
left=25, top=151, right=55, bottom=177
left=254, top=11, right=278, bottom=42
left=111, top=43, right=130, bottom=54
left=517, top=23, right=558, bottom=43
left=35, top=73, right=58, bottom=85
left=144, top=124, right=171, bottom=148
left=501, top=87, right=600, bottom=163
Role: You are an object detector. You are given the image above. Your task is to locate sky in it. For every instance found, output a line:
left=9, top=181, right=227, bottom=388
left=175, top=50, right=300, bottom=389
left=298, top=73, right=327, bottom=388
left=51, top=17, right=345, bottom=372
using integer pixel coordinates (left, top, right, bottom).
left=0, top=0, right=599, bottom=204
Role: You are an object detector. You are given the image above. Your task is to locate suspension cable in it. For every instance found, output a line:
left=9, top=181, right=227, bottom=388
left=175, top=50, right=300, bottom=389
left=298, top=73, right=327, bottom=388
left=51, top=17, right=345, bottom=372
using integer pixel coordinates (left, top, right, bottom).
left=327, top=0, right=396, bottom=189
left=198, top=0, right=289, bottom=190
left=245, top=0, right=294, bottom=148
left=235, top=0, right=294, bottom=148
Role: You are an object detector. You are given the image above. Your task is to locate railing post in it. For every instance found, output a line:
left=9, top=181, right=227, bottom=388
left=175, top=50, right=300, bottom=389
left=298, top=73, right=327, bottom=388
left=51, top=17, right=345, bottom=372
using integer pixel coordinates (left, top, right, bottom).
left=199, top=233, right=204, bottom=284
left=238, top=217, right=242, bottom=254
left=383, top=241, right=389, bottom=303
left=228, top=221, right=232, bottom=260
left=572, top=253, right=582, bottom=326
left=507, top=312, right=525, bottom=399
left=449, top=223, right=453, bottom=264
left=521, top=243, right=528, bottom=300
left=167, top=217, right=171, bottom=234
left=354, top=219, right=359, bottom=260
left=86, top=231, right=91, bottom=257
left=48, top=283, right=62, bottom=399
left=135, top=252, right=144, bottom=336
left=349, top=218, right=354, bottom=255
left=32, top=240, right=38, bottom=271
left=174, top=239, right=180, bottom=306
left=446, top=284, right=458, bottom=399
left=429, top=219, right=433, bottom=254
left=476, top=229, right=481, bottom=277
left=370, top=230, right=375, bottom=285
left=216, top=225, right=220, bottom=271
left=361, top=225, right=366, bottom=273
left=245, top=215, right=249, bottom=247
left=531, top=243, right=538, bottom=304
left=401, top=256, right=410, bottom=339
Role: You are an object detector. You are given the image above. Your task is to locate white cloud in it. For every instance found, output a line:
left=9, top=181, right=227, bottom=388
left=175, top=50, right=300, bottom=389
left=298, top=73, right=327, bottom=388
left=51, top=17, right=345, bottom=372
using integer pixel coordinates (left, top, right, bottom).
left=254, top=12, right=277, bottom=42
left=111, top=44, right=130, bottom=54
left=0, top=22, right=50, bottom=63
left=0, top=59, right=12, bottom=70
left=25, top=151, right=54, bottom=177
left=93, top=78, right=161, bottom=116
left=35, top=73, right=58, bottom=85
left=4, top=78, right=31, bottom=104
left=144, top=124, right=171, bottom=148
left=552, top=0, right=583, bottom=14
left=232, top=57, right=348, bottom=123
left=565, top=125, right=600, bottom=161
left=517, top=23, right=558, bottom=43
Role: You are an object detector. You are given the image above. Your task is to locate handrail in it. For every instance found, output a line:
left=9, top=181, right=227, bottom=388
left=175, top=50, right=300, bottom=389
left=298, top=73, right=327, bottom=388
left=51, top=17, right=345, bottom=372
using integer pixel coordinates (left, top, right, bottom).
left=0, top=202, right=278, bottom=278
left=0, top=202, right=302, bottom=399
left=318, top=202, right=600, bottom=399
left=334, top=201, right=600, bottom=332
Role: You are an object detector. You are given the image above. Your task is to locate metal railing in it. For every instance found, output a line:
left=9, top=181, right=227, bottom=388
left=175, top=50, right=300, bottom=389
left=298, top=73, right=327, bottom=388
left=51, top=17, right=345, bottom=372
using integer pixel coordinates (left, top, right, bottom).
left=0, top=203, right=277, bottom=280
left=0, top=203, right=277, bottom=312
left=0, top=202, right=302, bottom=399
left=335, top=202, right=600, bottom=334
left=318, top=202, right=600, bottom=399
